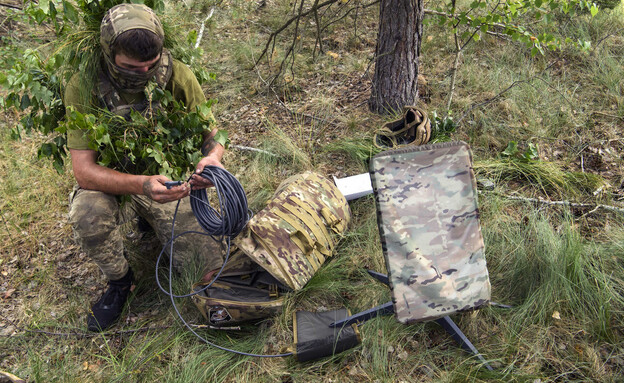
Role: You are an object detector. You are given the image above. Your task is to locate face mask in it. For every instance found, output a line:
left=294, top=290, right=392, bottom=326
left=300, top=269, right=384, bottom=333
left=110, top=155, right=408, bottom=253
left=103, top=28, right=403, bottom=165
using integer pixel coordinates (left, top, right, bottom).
left=103, top=54, right=163, bottom=93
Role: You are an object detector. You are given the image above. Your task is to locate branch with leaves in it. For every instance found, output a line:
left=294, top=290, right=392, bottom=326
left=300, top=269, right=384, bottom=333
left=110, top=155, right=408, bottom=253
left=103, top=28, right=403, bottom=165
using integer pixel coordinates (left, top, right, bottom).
left=252, top=0, right=599, bottom=92
left=427, top=0, right=599, bottom=114
left=60, top=87, right=227, bottom=180
left=427, top=0, right=598, bottom=57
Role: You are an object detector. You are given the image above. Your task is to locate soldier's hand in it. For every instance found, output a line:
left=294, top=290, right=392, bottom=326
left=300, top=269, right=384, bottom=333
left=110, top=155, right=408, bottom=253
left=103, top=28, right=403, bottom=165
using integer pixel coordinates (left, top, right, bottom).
left=189, top=154, right=225, bottom=190
left=142, top=175, right=190, bottom=203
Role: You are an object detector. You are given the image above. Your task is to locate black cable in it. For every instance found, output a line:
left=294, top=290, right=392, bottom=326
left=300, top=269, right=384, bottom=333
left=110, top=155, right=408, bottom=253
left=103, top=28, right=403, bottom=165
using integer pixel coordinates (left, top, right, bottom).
left=189, top=166, right=249, bottom=240
left=154, top=230, right=231, bottom=299
left=155, top=166, right=249, bottom=298
left=158, top=165, right=293, bottom=358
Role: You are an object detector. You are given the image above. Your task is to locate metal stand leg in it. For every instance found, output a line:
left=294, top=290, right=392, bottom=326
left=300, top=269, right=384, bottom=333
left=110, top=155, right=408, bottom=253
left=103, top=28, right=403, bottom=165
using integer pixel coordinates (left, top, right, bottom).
left=435, top=316, right=493, bottom=371
left=328, top=302, right=394, bottom=328
left=333, top=271, right=495, bottom=370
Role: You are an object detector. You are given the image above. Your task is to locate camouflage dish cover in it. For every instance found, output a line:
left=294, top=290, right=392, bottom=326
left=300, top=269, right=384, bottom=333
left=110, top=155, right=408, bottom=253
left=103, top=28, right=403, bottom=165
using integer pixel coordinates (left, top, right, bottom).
left=370, top=141, right=491, bottom=324
left=234, top=172, right=351, bottom=290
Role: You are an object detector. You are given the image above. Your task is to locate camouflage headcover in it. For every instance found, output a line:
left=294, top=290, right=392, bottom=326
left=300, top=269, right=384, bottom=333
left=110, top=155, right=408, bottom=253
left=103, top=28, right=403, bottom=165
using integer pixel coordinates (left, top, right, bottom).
left=100, top=3, right=172, bottom=93
left=370, top=141, right=491, bottom=324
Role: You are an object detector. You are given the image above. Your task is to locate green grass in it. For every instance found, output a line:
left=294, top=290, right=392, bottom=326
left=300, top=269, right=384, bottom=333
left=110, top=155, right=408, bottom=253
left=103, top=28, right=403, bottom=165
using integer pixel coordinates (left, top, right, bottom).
left=474, top=157, right=608, bottom=199
left=484, top=205, right=624, bottom=329
left=2, top=0, right=624, bottom=382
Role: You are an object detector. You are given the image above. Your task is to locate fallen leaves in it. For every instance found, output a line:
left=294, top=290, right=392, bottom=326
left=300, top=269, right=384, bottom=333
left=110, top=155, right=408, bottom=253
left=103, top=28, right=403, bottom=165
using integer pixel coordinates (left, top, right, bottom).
left=2, top=289, right=15, bottom=300
left=82, top=361, right=99, bottom=372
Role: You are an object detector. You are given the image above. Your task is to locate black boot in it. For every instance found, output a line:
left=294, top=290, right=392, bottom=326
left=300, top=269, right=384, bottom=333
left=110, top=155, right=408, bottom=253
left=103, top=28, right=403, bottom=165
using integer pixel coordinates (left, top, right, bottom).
left=87, top=268, right=134, bottom=332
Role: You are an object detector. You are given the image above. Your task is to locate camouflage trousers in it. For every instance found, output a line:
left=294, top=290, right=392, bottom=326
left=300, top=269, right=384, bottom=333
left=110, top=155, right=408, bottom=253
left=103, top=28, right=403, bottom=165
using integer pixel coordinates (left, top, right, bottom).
left=68, top=187, right=224, bottom=281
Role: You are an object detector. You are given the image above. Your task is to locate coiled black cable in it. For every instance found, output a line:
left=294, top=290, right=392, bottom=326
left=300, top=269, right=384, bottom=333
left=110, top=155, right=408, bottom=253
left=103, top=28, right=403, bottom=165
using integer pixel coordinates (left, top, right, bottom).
left=157, top=165, right=293, bottom=358
left=189, top=166, right=249, bottom=240
left=155, top=165, right=249, bottom=300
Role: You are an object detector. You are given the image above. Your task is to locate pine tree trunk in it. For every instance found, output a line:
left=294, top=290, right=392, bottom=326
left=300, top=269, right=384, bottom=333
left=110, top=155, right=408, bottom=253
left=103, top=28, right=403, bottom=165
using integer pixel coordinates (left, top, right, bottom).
left=368, top=0, right=423, bottom=114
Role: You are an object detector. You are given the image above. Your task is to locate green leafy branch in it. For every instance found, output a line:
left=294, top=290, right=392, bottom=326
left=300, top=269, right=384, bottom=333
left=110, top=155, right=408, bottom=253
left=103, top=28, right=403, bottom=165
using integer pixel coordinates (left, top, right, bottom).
left=501, top=141, right=540, bottom=162
left=60, top=86, right=227, bottom=180
left=0, top=49, right=67, bottom=172
left=428, top=0, right=600, bottom=56
left=429, top=0, right=601, bottom=115
left=429, top=111, right=457, bottom=144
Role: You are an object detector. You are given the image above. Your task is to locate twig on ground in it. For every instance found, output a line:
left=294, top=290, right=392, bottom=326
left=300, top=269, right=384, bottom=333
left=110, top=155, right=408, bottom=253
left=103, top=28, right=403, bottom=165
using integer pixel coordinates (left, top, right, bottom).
left=590, top=111, right=624, bottom=121
left=0, top=2, right=22, bottom=10
left=446, top=0, right=461, bottom=113
left=231, top=144, right=278, bottom=157
left=481, top=191, right=624, bottom=215
left=195, top=7, right=216, bottom=49
left=0, top=312, right=174, bottom=339
left=594, top=27, right=623, bottom=50
left=0, top=209, right=17, bottom=251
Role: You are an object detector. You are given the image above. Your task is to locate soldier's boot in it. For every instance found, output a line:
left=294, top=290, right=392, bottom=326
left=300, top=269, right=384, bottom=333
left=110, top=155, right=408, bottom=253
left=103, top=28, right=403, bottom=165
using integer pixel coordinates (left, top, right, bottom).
left=87, top=268, right=134, bottom=332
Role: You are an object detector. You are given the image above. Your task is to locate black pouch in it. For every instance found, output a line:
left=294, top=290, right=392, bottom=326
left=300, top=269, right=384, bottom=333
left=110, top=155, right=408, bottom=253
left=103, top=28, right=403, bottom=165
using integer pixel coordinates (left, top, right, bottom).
left=293, top=308, right=361, bottom=362
left=191, top=249, right=291, bottom=326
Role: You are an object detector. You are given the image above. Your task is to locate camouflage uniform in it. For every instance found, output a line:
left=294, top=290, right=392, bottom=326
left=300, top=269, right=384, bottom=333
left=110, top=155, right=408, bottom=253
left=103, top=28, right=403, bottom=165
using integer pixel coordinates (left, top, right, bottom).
left=68, top=187, right=224, bottom=280
left=65, top=4, right=222, bottom=281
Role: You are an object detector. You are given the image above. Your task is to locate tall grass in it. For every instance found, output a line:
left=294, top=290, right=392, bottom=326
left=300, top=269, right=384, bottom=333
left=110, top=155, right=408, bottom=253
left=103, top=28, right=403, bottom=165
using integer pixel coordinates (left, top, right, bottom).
left=483, top=198, right=624, bottom=336
left=474, top=158, right=607, bottom=199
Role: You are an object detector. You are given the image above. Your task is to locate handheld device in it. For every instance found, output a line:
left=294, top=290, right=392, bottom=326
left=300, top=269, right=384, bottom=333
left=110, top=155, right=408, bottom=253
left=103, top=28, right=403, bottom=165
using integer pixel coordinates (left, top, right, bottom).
left=165, top=180, right=183, bottom=189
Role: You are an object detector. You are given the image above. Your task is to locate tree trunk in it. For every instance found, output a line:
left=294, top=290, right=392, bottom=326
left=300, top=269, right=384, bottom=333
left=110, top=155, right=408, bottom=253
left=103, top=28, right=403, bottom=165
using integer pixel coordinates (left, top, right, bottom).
left=368, top=0, right=423, bottom=114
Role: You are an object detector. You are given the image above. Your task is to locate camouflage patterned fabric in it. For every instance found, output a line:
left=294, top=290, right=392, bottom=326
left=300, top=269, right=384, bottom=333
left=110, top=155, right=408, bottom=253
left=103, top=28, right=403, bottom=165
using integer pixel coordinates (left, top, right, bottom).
left=370, top=141, right=491, bottom=324
left=100, top=3, right=172, bottom=93
left=234, top=172, right=351, bottom=290
left=192, top=173, right=350, bottom=325
left=68, top=187, right=224, bottom=281
left=191, top=248, right=287, bottom=325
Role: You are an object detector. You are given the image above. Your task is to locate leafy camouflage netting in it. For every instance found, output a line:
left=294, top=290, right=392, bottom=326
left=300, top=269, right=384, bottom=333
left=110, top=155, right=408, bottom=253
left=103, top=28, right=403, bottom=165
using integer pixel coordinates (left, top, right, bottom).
left=370, top=141, right=491, bottom=324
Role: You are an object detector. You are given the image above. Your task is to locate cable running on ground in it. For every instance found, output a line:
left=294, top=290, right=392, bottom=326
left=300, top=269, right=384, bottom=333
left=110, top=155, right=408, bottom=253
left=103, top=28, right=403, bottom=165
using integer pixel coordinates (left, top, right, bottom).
left=159, top=165, right=293, bottom=358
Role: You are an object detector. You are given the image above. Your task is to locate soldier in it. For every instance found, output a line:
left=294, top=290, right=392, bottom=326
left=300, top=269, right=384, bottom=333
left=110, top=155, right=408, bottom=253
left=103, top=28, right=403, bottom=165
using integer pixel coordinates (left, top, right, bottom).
left=64, top=4, right=224, bottom=331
